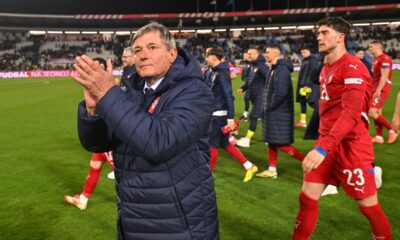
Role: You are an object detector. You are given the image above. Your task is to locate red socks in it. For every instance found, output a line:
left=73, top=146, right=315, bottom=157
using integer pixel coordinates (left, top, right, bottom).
left=278, top=145, right=305, bottom=161
left=375, top=115, right=393, bottom=131
left=268, top=145, right=305, bottom=168
left=225, top=145, right=247, bottom=165
left=209, top=147, right=219, bottom=172
left=268, top=145, right=278, bottom=168
left=82, top=167, right=101, bottom=198
left=292, top=192, right=319, bottom=240
left=374, top=120, right=384, bottom=136
left=359, top=204, right=392, bottom=240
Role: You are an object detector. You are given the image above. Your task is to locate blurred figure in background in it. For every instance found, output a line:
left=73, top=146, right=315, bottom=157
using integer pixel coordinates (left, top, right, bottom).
left=236, top=47, right=269, bottom=147
left=256, top=44, right=304, bottom=179
left=205, top=47, right=258, bottom=182
left=368, top=40, right=398, bottom=144
left=295, top=47, right=319, bottom=128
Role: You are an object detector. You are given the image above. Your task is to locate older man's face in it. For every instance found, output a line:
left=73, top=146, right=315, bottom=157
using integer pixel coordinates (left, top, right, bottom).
left=133, top=31, right=177, bottom=80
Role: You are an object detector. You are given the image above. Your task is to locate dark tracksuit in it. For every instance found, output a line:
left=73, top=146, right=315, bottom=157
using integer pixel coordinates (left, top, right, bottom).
left=241, top=61, right=252, bottom=112
left=241, top=54, right=269, bottom=131
left=296, top=54, right=319, bottom=114
left=209, top=61, right=235, bottom=148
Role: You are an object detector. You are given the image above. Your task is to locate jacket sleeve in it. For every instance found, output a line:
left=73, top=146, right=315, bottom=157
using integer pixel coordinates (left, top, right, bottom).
left=217, top=71, right=235, bottom=118
left=77, top=101, right=112, bottom=153
left=305, top=58, right=319, bottom=87
left=266, top=67, right=291, bottom=111
left=96, top=82, right=214, bottom=164
left=319, top=65, right=368, bottom=152
left=241, top=78, right=249, bottom=91
left=258, top=64, right=270, bottom=84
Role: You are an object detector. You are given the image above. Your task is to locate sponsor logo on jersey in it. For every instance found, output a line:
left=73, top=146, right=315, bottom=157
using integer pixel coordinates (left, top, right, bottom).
left=344, top=78, right=363, bottom=84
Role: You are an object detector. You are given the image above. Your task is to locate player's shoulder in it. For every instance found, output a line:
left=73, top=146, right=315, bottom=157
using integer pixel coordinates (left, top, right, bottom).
left=342, top=54, right=367, bottom=71
left=341, top=54, right=370, bottom=78
left=380, top=53, right=393, bottom=63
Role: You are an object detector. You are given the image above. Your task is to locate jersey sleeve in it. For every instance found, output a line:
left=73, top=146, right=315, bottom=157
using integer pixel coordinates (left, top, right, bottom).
left=319, top=62, right=369, bottom=152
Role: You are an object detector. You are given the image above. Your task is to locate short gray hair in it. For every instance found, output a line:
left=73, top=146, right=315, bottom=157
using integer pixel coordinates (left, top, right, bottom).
left=124, top=46, right=134, bottom=54
left=131, top=22, right=176, bottom=50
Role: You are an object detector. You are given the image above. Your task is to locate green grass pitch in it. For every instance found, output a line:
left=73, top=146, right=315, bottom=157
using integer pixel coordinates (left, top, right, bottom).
left=0, top=71, right=399, bottom=239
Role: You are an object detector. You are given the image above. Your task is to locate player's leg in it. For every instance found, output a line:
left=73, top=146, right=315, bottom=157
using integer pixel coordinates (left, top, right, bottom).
left=339, top=136, right=391, bottom=239
left=277, top=145, right=305, bottom=161
left=240, top=91, right=250, bottom=122
left=296, top=97, right=308, bottom=128
left=237, top=94, right=261, bottom=147
left=369, top=107, right=385, bottom=143
left=357, top=194, right=392, bottom=239
left=208, top=117, right=222, bottom=172
left=256, top=144, right=278, bottom=179
left=292, top=150, right=337, bottom=239
left=106, top=151, right=115, bottom=180
left=221, top=122, right=258, bottom=182
left=292, top=181, right=325, bottom=240
left=65, top=153, right=105, bottom=210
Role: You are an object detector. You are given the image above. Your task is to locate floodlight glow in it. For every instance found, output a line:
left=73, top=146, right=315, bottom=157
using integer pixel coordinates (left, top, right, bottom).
left=65, top=31, right=80, bottom=34
left=246, top=28, right=256, bottom=31
left=170, top=30, right=179, bottom=33
left=197, top=29, right=212, bottom=34
left=353, top=23, right=370, bottom=26
left=47, top=31, right=63, bottom=34
left=214, top=29, right=226, bottom=32
left=390, top=21, right=400, bottom=25
left=181, top=29, right=196, bottom=33
left=264, top=27, right=279, bottom=30
left=297, top=25, right=315, bottom=30
left=115, top=31, right=131, bottom=35
left=81, top=31, right=97, bottom=34
left=99, top=31, right=114, bottom=34
left=230, top=28, right=245, bottom=31
left=29, top=30, right=46, bottom=35
left=372, top=22, right=390, bottom=25
left=281, top=26, right=296, bottom=29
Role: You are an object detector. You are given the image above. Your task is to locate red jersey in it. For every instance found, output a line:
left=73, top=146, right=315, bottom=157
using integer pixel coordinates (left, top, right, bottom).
left=318, top=53, right=371, bottom=152
left=371, top=53, right=393, bottom=91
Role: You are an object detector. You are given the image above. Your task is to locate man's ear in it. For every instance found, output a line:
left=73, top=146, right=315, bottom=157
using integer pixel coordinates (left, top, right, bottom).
left=169, top=48, right=178, bottom=64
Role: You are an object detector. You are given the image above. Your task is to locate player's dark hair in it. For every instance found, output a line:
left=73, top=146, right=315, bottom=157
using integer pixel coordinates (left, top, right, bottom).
left=248, top=46, right=260, bottom=53
left=206, top=47, right=225, bottom=60
left=317, top=17, right=351, bottom=42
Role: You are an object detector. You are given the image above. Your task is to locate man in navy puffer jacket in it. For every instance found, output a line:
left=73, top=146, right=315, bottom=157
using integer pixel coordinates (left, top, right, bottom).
left=256, top=44, right=305, bottom=179
left=73, top=22, right=219, bottom=240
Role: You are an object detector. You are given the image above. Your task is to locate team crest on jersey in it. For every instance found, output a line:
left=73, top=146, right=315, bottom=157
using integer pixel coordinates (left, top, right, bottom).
left=253, top=67, right=258, bottom=73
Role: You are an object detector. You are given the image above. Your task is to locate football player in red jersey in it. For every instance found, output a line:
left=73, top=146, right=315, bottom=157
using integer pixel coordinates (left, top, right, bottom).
left=368, top=41, right=398, bottom=144
left=64, top=152, right=114, bottom=210
left=292, top=17, right=391, bottom=240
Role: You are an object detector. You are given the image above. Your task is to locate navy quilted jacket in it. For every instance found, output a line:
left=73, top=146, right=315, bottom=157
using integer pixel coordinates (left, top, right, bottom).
left=262, top=59, right=295, bottom=145
left=77, top=49, right=219, bottom=240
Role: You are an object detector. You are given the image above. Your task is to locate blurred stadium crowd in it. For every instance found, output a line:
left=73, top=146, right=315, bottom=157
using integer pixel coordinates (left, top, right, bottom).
left=0, top=25, right=399, bottom=71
